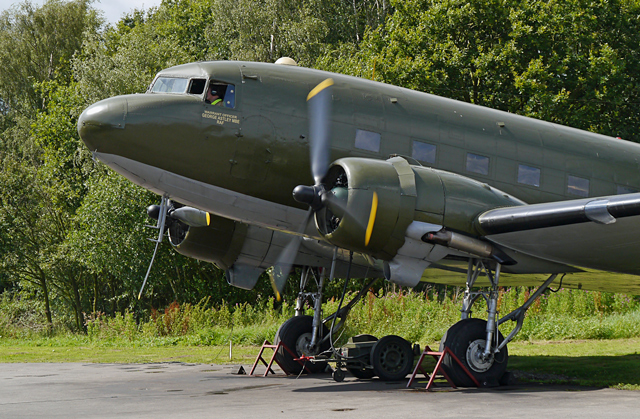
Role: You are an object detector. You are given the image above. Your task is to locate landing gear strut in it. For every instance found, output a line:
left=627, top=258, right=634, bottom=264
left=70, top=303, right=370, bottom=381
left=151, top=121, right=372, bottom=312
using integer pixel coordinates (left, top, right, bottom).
left=274, top=267, right=330, bottom=375
left=441, top=259, right=559, bottom=386
left=273, top=250, right=384, bottom=377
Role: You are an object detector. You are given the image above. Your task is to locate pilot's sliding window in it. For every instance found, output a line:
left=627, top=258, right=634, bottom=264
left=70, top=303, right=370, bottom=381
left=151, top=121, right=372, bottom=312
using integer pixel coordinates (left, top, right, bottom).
left=517, top=164, right=540, bottom=187
left=207, top=81, right=236, bottom=108
left=466, top=153, right=489, bottom=175
left=567, top=175, right=589, bottom=197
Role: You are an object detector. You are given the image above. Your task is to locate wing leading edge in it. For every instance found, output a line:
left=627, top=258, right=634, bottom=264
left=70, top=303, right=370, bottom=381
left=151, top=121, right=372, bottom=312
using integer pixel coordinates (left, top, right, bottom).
left=476, top=193, right=640, bottom=277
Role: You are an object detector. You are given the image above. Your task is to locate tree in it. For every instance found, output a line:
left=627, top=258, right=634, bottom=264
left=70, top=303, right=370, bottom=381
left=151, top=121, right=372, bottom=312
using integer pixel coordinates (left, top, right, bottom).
left=0, top=0, right=100, bottom=122
left=206, top=0, right=329, bottom=65
left=317, top=0, right=640, bottom=141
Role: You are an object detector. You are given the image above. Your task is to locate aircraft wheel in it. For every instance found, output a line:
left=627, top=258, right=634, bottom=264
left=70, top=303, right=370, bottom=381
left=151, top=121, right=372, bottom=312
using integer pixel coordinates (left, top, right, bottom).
left=370, top=335, right=414, bottom=381
left=274, top=315, right=329, bottom=375
left=439, top=318, right=508, bottom=387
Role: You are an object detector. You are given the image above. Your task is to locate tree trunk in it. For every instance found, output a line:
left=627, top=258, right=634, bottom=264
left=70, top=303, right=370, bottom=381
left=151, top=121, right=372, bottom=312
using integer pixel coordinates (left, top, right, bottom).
left=71, top=274, right=85, bottom=332
left=39, top=275, right=53, bottom=331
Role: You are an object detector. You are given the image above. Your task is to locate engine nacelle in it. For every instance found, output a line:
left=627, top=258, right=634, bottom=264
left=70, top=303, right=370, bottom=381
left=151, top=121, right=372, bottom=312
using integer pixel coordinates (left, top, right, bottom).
left=168, top=214, right=247, bottom=271
left=315, top=156, right=524, bottom=261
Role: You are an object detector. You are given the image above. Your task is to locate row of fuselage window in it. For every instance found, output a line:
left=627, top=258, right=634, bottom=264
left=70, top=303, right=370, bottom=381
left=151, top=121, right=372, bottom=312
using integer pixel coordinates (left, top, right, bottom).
left=352, top=129, right=636, bottom=197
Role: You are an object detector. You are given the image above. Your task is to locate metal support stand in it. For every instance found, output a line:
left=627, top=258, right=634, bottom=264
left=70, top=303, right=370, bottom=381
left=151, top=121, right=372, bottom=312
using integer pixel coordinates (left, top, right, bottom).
left=249, top=340, right=311, bottom=376
left=407, top=345, right=480, bottom=390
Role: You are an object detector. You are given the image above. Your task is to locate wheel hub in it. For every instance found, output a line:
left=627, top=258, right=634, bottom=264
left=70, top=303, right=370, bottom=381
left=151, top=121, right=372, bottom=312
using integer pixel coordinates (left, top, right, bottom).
left=466, top=339, right=494, bottom=373
left=295, top=332, right=316, bottom=357
left=377, top=343, right=405, bottom=373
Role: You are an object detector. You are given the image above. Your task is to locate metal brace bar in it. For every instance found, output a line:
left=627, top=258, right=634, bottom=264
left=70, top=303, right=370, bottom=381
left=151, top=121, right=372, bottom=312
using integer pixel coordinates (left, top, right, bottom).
left=495, top=273, right=558, bottom=352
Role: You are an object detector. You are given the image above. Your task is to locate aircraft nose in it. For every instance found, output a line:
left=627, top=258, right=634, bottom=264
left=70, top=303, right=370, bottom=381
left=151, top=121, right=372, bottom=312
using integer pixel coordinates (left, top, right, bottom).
left=77, top=97, right=127, bottom=151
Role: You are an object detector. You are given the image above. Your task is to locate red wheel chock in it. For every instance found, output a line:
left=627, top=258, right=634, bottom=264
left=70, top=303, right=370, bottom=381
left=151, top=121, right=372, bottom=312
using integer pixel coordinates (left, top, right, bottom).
left=249, top=340, right=312, bottom=376
left=407, top=345, right=480, bottom=391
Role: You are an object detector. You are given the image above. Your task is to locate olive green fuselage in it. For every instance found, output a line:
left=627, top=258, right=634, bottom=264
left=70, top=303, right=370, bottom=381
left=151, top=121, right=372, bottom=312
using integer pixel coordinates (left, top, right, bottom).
left=77, top=61, right=640, bottom=292
left=88, top=61, right=640, bottom=217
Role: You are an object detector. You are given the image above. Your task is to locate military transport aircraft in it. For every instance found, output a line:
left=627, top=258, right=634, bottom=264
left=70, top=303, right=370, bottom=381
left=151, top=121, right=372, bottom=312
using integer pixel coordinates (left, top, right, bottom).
left=77, top=58, right=640, bottom=386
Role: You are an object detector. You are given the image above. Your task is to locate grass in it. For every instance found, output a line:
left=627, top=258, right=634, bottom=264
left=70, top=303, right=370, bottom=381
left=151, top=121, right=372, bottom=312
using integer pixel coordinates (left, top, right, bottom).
left=0, top=342, right=259, bottom=364
left=508, top=339, right=640, bottom=390
left=2, top=336, right=640, bottom=390
left=2, top=288, right=640, bottom=389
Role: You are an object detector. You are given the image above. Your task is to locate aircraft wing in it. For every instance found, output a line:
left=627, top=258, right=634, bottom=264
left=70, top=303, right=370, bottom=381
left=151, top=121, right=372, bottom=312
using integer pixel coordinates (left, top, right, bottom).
left=476, top=192, right=640, bottom=279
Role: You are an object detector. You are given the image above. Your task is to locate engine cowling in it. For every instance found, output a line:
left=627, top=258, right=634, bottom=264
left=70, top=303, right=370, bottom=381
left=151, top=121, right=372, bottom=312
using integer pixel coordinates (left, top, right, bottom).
left=168, top=214, right=247, bottom=271
left=315, top=156, right=524, bottom=261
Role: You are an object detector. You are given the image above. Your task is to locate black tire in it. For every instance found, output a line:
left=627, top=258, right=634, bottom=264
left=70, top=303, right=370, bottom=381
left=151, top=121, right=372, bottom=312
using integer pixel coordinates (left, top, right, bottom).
left=439, top=318, right=509, bottom=387
left=370, top=335, right=414, bottom=381
left=274, top=316, right=329, bottom=375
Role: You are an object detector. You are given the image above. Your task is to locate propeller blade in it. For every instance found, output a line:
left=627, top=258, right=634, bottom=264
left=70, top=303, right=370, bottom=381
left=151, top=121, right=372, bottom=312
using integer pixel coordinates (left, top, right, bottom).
left=307, top=78, right=334, bottom=185
left=171, top=207, right=210, bottom=227
left=271, top=209, right=313, bottom=300
left=321, top=187, right=372, bottom=233
left=364, top=191, right=379, bottom=246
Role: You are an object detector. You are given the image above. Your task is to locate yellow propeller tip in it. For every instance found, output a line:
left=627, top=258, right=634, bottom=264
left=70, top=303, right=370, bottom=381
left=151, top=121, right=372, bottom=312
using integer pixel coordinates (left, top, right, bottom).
left=365, top=191, right=379, bottom=247
left=307, top=78, right=334, bottom=101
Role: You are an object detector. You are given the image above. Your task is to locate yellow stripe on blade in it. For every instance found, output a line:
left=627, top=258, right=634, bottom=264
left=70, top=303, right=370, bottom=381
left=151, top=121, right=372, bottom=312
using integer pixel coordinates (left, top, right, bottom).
left=269, top=271, right=282, bottom=302
left=307, top=78, right=334, bottom=101
left=365, top=191, right=378, bottom=247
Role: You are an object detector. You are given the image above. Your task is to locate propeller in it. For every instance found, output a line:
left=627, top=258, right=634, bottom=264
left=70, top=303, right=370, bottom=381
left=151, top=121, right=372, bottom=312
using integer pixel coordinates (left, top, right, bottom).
left=138, top=198, right=210, bottom=299
left=269, top=78, right=381, bottom=300
left=269, top=79, right=334, bottom=299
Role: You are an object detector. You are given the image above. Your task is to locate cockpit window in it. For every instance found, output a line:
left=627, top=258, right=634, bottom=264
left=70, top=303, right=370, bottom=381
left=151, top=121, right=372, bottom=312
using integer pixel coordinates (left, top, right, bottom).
left=188, top=78, right=206, bottom=95
left=151, top=77, right=189, bottom=93
left=206, top=81, right=236, bottom=108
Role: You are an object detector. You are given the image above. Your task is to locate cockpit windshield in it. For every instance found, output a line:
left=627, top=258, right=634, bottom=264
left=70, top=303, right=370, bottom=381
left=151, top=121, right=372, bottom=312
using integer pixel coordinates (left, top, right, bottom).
left=150, top=77, right=189, bottom=93
left=150, top=76, right=235, bottom=108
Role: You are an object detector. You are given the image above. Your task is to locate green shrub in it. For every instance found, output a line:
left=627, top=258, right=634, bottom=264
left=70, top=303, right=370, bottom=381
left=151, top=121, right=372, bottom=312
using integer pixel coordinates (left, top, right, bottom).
left=4, top=287, right=640, bottom=346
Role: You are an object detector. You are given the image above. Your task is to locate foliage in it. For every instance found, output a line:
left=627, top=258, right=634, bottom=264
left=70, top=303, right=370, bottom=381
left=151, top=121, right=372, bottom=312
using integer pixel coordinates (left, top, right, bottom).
left=317, top=0, right=640, bottom=141
left=0, top=0, right=100, bottom=123
left=2, top=0, right=640, bottom=335
left=5, top=286, right=640, bottom=348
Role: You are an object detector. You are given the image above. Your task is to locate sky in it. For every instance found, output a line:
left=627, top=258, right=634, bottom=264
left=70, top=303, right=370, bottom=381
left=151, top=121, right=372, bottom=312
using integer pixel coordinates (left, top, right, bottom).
left=0, top=0, right=163, bottom=25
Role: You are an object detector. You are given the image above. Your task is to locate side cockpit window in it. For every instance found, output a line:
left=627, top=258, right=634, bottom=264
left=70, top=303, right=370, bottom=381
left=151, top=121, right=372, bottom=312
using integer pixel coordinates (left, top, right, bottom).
left=188, top=78, right=206, bottom=95
left=206, top=81, right=236, bottom=108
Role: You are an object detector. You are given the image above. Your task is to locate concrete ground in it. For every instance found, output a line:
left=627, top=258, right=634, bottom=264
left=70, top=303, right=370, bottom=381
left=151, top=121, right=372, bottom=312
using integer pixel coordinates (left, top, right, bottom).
left=1, top=362, right=638, bottom=419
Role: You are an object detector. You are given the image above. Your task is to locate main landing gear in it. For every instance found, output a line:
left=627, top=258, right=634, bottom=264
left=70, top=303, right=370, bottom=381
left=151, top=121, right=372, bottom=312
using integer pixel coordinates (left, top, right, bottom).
left=274, top=251, right=414, bottom=380
left=273, top=255, right=559, bottom=387
left=440, top=259, right=559, bottom=386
